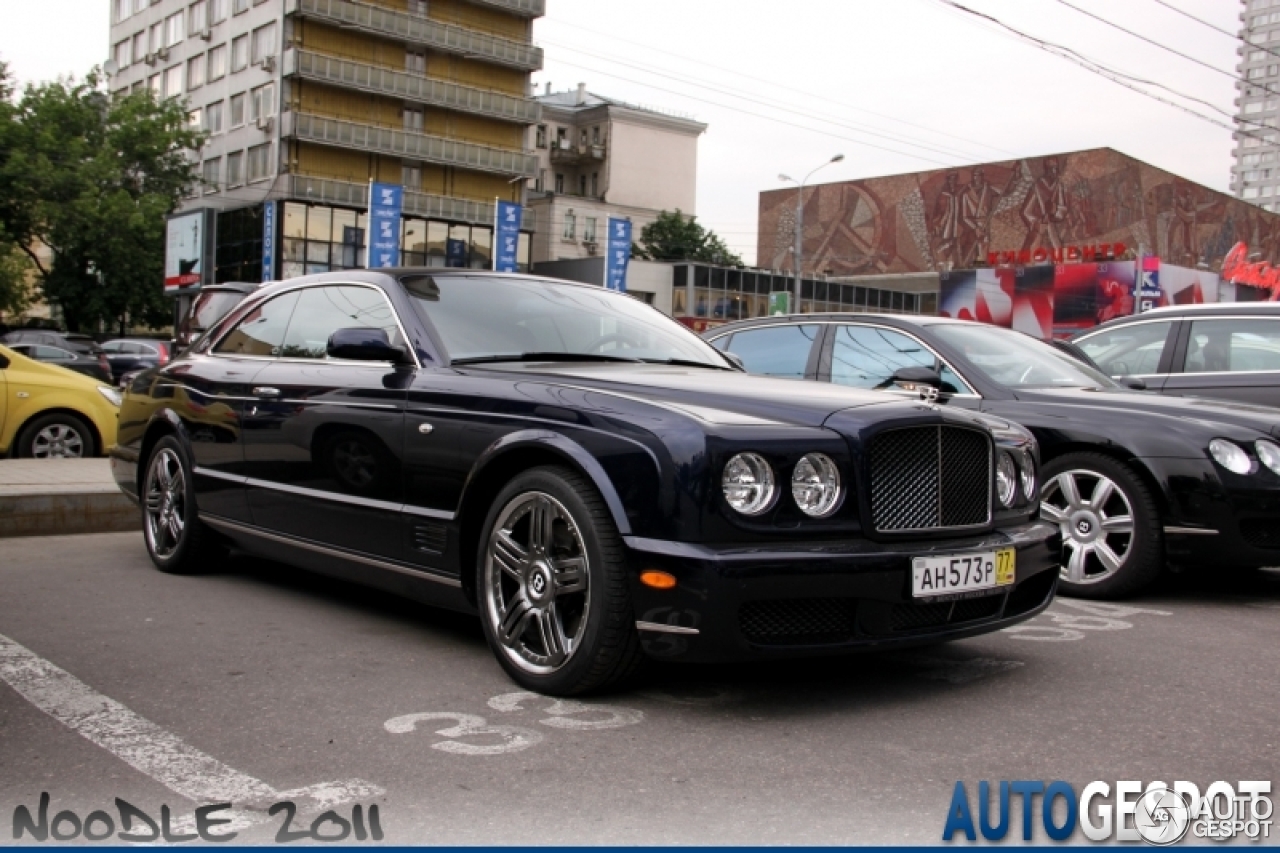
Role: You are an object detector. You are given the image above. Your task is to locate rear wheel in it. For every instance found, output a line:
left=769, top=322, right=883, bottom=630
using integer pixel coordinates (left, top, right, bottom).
left=141, top=436, right=228, bottom=574
left=477, top=466, right=642, bottom=695
left=1040, top=452, right=1163, bottom=599
left=16, top=413, right=95, bottom=459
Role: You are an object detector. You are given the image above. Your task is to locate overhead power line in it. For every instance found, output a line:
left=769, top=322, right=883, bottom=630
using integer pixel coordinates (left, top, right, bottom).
left=1149, top=0, right=1280, bottom=62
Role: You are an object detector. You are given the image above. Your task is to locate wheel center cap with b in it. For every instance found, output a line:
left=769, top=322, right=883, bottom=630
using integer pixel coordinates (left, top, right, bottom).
left=1069, top=510, right=1101, bottom=543
left=527, top=562, right=552, bottom=603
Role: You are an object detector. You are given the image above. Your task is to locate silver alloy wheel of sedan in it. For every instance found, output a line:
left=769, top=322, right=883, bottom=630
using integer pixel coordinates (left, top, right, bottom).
left=31, top=423, right=85, bottom=458
left=143, top=447, right=187, bottom=559
left=1040, top=468, right=1136, bottom=585
left=483, top=491, right=591, bottom=675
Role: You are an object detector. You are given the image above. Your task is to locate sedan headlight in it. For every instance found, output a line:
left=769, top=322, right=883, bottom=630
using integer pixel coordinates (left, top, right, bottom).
left=996, top=452, right=1018, bottom=507
left=792, top=453, right=842, bottom=518
left=1017, top=449, right=1037, bottom=502
left=722, top=452, right=776, bottom=516
left=1257, top=440, right=1280, bottom=475
left=1209, top=439, right=1253, bottom=475
left=97, top=386, right=122, bottom=407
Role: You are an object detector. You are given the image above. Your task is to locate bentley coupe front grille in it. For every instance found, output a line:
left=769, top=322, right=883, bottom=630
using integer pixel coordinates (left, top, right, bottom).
left=868, top=425, right=992, bottom=533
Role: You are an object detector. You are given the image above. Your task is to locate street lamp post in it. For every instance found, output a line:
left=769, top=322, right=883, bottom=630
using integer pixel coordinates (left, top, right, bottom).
left=780, top=154, right=844, bottom=314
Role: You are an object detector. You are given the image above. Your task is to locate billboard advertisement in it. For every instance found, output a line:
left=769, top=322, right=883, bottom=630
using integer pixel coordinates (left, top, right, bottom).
left=366, top=182, right=403, bottom=269
left=493, top=201, right=522, bottom=273
left=164, top=210, right=207, bottom=290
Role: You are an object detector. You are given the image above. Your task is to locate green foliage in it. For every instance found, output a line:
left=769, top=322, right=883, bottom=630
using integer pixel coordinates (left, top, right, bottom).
left=0, top=231, right=33, bottom=318
left=0, top=63, right=204, bottom=331
left=637, top=209, right=743, bottom=267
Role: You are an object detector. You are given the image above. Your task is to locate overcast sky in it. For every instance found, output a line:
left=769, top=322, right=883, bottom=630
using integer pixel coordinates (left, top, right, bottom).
left=1, top=0, right=1241, bottom=265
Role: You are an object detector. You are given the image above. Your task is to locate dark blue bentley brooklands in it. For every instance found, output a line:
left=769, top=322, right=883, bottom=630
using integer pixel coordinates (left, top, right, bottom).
left=110, top=270, right=1059, bottom=695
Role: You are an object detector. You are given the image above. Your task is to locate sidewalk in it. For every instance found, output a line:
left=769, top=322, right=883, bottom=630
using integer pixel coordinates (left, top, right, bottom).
left=0, top=458, right=139, bottom=538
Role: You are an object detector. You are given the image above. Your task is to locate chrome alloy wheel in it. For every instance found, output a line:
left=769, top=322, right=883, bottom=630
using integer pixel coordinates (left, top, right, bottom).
left=483, top=491, right=590, bottom=675
left=144, top=448, right=187, bottom=559
left=32, top=423, right=85, bottom=458
left=1040, top=469, right=1135, bottom=585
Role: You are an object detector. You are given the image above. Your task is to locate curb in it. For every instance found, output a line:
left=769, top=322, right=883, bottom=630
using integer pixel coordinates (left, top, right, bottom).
left=0, top=491, right=140, bottom=538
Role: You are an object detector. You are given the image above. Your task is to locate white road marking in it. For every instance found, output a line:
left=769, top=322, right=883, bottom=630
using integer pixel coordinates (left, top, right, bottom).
left=383, top=712, right=543, bottom=755
left=487, top=692, right=645, bottom=730
left=0, top=632, right=382, bottom=835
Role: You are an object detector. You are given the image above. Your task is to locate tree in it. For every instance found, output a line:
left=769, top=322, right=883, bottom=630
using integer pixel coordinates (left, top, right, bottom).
left=0, top=64, right=204, bottom=332
left=637, top=209, right=743, bottom=266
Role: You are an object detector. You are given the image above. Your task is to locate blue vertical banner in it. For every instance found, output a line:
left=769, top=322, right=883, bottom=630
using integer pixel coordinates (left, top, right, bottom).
left=605, top=217, right=632, bottom=292
left=261, top=200, right=277, bottom=282
left=445, top=239, right=468, bottom=268
left=367, top=181, right=403, bottom=269
left=493, top=200, right=523, bottom=273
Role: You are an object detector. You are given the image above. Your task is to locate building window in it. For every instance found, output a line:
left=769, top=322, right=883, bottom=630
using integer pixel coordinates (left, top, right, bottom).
left=114, top=39, right=132, bottom=70
left=187, top=55, right=205, bottom=90
left=401, top=162, right=422, bottom=188
left=247, top=143, right=271, bottom=182
left=251, top=22, right=276, bottom=65
left=535, top=124, right=546, bottom=148
left=534, top=169, right=544, bottom=192
left=1246, top=101, right=1264, bottom=114
left=405, top=49, right=425, bottom=74
left=133, top=32, right=147, bottom=63
left=233, top=0, right=248, bottom=13
left=403, top=106, right=424, bottom=132
left=1250, top=67, right=1267, bottom=79
left=188, top=106, right=202, bottom=130
left=226, top=150, right=244, bottom=186
left=407, top=0, right=427, bottom=12
left=204, top=99, right=224, bottom=133
left=578, top=175, right=586, bottom=196
left=211, top=0, right=227, bottom=22
left=591, top=172, right=598, bottom=196
left=202, top=157, right=220, bottom=193
left=165, top=12, right=184, bottom=46
left=563, top=211, right=576, bottom=240
left=189, top=0, right=207, bottom=34
left=1252, top=50, right=1267, bottom=62
left=231, top=34, right=248, bottom=72
left=1245, top=187, right=1261, bottom=198
left=230, top=92, right=246, bottom=126
left=150, top=22, right=163, bottom=54
left=556, top=126, right=567, bottom=147
left=591, top=126, right=600, bottom=144
left=208, top=44, right=227, bottom=80
left=249, top=83, right=275, bottom=121
left=148, top=74, right=161, bottom=96
left=584, top=216, right=597, bottom=243
left=163, top=65, right=183, bottom=98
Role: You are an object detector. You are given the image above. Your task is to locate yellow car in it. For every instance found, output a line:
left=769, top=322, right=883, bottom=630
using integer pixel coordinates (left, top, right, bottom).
left=0, top=344, right=121, bottom=458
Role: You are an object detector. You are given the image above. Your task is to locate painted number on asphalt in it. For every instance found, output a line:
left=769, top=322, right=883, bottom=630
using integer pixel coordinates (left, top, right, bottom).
left=1002, top=598, right=1170, bottom=642
left=383, top=712, right=543, bottom=755
left=487, top=692, right=644, bottom=730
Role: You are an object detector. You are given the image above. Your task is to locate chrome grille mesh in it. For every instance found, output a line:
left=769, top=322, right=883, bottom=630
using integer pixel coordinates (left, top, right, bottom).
left=868, top=426, right=991, bottom=532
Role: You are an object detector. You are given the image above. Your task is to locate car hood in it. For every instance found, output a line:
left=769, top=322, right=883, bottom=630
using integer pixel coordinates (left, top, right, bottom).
left=0, top=345, right=106, bottom=392
left=465, top=362, right=907, bottom=427
left=1014, top=387, right=1280, bottom=438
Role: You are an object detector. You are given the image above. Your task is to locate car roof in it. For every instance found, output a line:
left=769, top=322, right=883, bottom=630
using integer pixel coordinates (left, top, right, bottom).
left=704, top=312, right=964, bottom=335
left=250, top=268, right=625, bottom=300
left=1075, top=302, right=1280, bottom=337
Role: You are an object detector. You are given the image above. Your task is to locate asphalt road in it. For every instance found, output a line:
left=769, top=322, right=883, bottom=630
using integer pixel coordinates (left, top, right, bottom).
left=1, top=532, right=1278, bottom=845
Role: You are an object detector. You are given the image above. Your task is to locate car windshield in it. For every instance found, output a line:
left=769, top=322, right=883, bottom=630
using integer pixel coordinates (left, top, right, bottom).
left=189, top=290, right=248, bottom=333
left=403, top=275, right=732, bottom=368
left=931, top=323, right=1119, bottom=390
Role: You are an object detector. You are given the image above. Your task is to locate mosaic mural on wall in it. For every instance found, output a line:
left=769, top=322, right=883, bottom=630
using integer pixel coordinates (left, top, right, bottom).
left=759, top=148, right=1280, bottom=277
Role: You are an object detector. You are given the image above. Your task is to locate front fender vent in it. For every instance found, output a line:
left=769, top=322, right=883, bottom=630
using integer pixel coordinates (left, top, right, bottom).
left=412, top=522, right=448, bottom=554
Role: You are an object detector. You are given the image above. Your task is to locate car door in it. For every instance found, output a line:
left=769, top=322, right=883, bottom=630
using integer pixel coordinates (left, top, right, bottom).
left=1162, top=316, right=1280, bottom=408
left=824, top=322, right=979, bottom=409
left=1073, top=319, right=1177, bottom=392
left=239, top=284, right=410, bottom=562
left=710, top=323, right=823, bottom=380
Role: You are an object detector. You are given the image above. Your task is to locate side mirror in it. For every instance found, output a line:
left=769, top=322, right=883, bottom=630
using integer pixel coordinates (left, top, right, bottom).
left=721, top=351, right=746, bottom=371
left=891, top=366, right=943, bottom=390
left=1120, top=376, right=1147, bottom=391
left=327, top=328, right=408, bottom=364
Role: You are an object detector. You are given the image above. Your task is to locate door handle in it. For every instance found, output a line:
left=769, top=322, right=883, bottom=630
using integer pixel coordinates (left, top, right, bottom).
left=252, top=386, right=281, bottom=398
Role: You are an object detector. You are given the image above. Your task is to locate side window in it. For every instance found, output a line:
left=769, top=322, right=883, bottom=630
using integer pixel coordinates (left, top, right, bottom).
left=280, top=285, right=403, bottom=360
left=1078, top=321, right=1173, bottom=377
left=708, top=334, right=731, bottom=352
left=37, top=346, right=74, bottom=360
left=1186, top=318, right=1280, bottom=373
left=213, top=291, right=301, bottom=356
left=101, top=341, right=124, bottom=353
left=831, top=325, right=942, bottom=390
left=722, top=324, right=819, bottom=379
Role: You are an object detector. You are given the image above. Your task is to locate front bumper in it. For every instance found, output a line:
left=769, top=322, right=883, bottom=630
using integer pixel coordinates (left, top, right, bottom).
left=623, top=520, right=1060, bottom=662
left=1148, top=457, right=1280, bottom=570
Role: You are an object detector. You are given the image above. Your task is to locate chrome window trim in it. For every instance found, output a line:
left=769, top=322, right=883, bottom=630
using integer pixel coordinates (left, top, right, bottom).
left=1074, top=316, right=1179, bottom=341
left=193, top=466, right=455, bottom=520
left=208, top=281, right=422, bottom=368
left=1166, top=368, right=1280, bottom=378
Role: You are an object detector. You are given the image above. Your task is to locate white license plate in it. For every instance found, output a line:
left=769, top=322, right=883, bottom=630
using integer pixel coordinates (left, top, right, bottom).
left=911, top=549, right=1015, bottom=598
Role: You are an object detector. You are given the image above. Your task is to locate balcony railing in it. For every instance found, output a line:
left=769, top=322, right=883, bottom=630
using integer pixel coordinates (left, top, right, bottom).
left=549, top=140, right=607, bottom=165
left=287, top=0, right=543, bottom=71
left=285, top=112, right=539, bottom=177
left=285, top=174, right=535, bottom=230
left=285, top=50, right=540, bottom=124
left=461, top=0, right=545, bottom=17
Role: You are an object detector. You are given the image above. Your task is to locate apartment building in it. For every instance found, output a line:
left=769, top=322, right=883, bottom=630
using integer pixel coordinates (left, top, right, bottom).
left=108, top=0, right=543, bottom=285
left=1234, top=0, right=1280, bottom=209
left=527, top=84, right=706, bottom=264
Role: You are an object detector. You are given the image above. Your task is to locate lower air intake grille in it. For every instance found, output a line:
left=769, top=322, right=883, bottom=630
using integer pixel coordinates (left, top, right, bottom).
left=739, top=599, right=856, bottom=645
left=868, top=425, right=992, bottom=532
left=889, top=594, right=1004, bottom=633
left=1241, top=518, right=1280, bottom=550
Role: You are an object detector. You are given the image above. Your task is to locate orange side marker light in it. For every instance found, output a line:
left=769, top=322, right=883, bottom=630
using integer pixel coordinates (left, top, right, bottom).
left=639, top=570, right=677, bottom=590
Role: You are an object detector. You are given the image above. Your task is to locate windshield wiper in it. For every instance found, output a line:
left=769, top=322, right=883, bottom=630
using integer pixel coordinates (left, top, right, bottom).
left=637, top=357, right=735, bottom=371
left=450, top=351, right=645, bottom=366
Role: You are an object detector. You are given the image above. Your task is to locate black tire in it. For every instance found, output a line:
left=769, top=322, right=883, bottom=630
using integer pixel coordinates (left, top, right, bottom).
left=16, top=412, right=96, bottom=458
left=477, top=466, right=643, bottom=696
left=1040, top=452, right=1163, bottom=599
left=140, top=435, right=228, bottom=574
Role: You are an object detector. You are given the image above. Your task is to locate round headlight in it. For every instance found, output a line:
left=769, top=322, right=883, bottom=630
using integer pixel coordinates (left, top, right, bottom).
left=1209, top=439, right=1253, bottom=475
left=1018, top=449, right=1036, bottom=503
left=722, top=453, right=776, bottom=516
left=1257, top=440, right=1280, bottom=475
left=791, top=453, right=842, bottom=518
left=996, top=452, right=1018, bottom=507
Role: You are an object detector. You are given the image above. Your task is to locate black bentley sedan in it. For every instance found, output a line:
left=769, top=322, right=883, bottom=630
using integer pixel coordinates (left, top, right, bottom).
left=111, top=271, right=1058, bottom=695
left=705, top=314, right=1280, bottom=600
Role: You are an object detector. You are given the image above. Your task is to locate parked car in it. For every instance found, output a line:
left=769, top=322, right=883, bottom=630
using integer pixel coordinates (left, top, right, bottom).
left=705, top=313, right=1280, bottom=599
left=0, top=345, right=120, bottom=458
left=111, top=270, right=1058, bottom=695
left=4, top=343, right=113, bottom=383
left=175, top=282, right=260, bottom=351
left=1, top=328, right=104, bottom=355
left=1071, top=303, right=1280, bottom=408
left=101, top=338, right=170, bottom=383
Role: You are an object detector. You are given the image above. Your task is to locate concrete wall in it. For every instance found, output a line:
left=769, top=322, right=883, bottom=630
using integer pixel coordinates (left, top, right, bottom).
left=607, top=115, right=699, bottom=213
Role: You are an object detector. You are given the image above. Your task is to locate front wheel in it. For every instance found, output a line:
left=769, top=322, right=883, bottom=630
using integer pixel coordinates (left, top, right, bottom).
left=142, top=436, right=227, bottom=574
left=1039, top=452, right=1163, bottom=599
left=16, top=413, right=95, bottom=458
left=477, top=466, right=642, bottom=695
